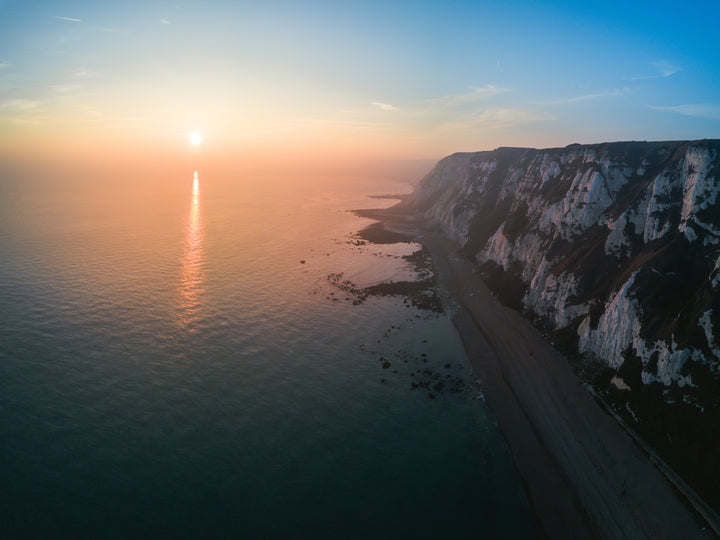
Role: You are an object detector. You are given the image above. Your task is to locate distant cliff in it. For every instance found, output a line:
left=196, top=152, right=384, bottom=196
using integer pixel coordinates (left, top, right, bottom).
left=411, top=140, right=720, bottom=509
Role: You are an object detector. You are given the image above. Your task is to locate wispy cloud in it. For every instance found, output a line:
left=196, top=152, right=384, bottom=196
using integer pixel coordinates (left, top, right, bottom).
left=468, top=107, right=554, bottom=128
left=51, top=14, right=129, bottom=34
left=652, top=61, right=681, bottom=77
left=649, top=103, right=720, bottom=120
left=52, top=16, right=82, bottom=23
left=371, top=85, right=509, bottom=115
left=160, top=19, right=171, bottom=25
left=288, top=116, right=394, bottom=130
left=426, top=85, right=509, bottom=107
left=0, top=99, right=47, bottom=125
left=0, top=99, right=41, bottom=112
left=367, top=85, right=551, bottom=136
left=47, top=84, right=82, bottom=94
left=0, top=62, right=11, bottom=70
left=371, top=102, right=399, bottom=112
left=631, top=61, right=681, bottom=80
left=72, top=67, right=105, bottom=79
left=82, top=116, right=147, bottom=129
left=428, top=107, right=554, bottom=136
left=550, top=89, right=625, bottom=104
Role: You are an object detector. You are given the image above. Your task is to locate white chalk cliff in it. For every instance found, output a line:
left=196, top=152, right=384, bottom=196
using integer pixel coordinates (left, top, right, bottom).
left=411, top=141, right=720, bottom=431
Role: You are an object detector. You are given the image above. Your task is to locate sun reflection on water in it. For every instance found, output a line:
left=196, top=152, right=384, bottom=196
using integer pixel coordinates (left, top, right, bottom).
left=177, top=170, right=204, bottom=330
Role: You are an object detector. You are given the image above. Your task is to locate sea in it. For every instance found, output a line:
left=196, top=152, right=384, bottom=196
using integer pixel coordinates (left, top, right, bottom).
left=0, top=167, right=535, bottom=538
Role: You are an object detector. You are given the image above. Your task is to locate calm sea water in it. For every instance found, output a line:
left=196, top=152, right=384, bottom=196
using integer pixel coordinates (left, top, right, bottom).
left=0, top=169, right=534, bottom=538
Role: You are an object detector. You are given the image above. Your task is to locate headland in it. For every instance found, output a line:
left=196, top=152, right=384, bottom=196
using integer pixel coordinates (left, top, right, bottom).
left=355, top=201, right=714, bottom=539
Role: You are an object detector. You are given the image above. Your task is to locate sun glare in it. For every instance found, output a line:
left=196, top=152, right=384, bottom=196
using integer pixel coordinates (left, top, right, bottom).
left=190, top=133, right=202, bottom=146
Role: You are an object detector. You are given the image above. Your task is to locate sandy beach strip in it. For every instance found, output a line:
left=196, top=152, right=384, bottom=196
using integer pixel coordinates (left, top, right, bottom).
left=369, top=208, right=713, bottom=539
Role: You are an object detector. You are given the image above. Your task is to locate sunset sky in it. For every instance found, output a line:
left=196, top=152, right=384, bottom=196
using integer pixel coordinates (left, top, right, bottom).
left=1, top=0, right=719, bottom=177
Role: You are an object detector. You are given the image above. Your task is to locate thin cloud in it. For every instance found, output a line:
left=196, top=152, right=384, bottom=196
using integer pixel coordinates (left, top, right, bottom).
left=371, top=102, right=399, bottom=112
left=426, top=85, right=509, bottom=107
left=0, top=62, right=10, bottom=70
left=340, top=86, right=549, bottom=139
left=160, top=19, right=171, bottom=25
left=376, top=87, right=551, bottom=133
left=631, top=61, right=681, bottom=80
left=0, top=99, right=41, bottom=112
left=649, top=103, right=720, bottom=121
left=81, top=116, right=146, bottom=123
left=287, top=116, right=394, bottom=130
left=52, top=16, right=82, bottom=22
left=551, top=89, right=624, bottom=104
left=434, top=107, right=554, bottom=134
left=47, top=84, right=82, bottom=93
left=652, top=61, right=681, bottom=77
left=72, top=67, right=106, bottom=79
left=471, top=107, right=554, bottom=127
left=95, top=117, right=147, bottom=129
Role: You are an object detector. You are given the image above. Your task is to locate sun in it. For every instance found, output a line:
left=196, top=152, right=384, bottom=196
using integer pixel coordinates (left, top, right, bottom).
left=189, top=132, right=202, bottom=146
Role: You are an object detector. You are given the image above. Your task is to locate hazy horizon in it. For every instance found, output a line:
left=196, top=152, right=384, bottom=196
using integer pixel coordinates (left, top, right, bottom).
left=2, top=0, right=720, bottom=182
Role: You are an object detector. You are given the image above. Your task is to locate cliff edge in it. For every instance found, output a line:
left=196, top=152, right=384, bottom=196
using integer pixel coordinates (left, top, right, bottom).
left=410, top=140, right=720, bottom=512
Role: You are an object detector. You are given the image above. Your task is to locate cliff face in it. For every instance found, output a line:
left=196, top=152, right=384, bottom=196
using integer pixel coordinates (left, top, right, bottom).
left=413, top=140, right=720, bottom=506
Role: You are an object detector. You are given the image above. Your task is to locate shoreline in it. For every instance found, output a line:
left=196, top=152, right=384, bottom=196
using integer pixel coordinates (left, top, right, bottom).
left=359, top=206, right=713, bottom=539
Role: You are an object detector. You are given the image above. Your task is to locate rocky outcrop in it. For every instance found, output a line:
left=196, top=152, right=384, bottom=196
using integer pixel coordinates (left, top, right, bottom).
left=411, top=140, right=720, bottom=509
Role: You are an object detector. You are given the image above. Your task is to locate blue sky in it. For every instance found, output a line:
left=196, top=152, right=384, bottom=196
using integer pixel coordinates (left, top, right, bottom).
left=1, top=0, right=719, bottom=169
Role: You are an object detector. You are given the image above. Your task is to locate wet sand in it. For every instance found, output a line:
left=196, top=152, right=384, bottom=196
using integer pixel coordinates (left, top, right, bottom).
left=368, top=208, right=713, bottom=539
